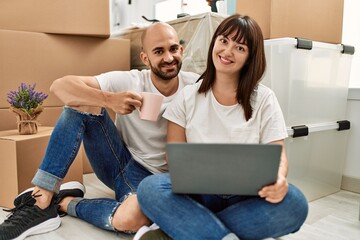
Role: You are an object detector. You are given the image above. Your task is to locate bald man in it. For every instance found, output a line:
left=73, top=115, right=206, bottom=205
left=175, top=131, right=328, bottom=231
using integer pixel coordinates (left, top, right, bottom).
left=0, top=22, right=199, bottom=240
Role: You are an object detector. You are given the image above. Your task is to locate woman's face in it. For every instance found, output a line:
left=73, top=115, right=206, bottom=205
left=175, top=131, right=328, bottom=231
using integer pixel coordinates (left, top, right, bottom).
left=212, top=32, right=249, bottom=76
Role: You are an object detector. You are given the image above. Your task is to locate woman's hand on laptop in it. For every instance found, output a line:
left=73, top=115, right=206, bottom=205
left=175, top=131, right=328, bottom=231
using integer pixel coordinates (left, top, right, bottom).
left=258, top=174, right=289, bottom=203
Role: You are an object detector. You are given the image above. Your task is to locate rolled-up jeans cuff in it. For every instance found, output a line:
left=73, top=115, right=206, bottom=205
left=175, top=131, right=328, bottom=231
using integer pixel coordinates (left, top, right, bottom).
left=67, top=197, right=83, bottom=217
left=31, top=169, right=63, bottom=193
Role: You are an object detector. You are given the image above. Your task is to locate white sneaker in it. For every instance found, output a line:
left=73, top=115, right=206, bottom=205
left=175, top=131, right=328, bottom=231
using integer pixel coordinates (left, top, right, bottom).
left=133, top=223, right=170, bottom=240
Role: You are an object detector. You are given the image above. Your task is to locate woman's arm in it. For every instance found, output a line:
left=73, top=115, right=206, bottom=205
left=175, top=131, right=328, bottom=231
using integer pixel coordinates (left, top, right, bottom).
left=258, top=139, right=289, bottom=203
left=273, top=140, right=288, bottom=178
left=166, top=121, right=186, bottom=163
left=167, top=121, right=187, bottom=143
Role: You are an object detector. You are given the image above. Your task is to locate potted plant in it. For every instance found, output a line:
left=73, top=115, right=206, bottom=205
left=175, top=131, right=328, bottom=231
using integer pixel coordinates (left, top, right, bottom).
left=7, top=83, right=48, bottom=135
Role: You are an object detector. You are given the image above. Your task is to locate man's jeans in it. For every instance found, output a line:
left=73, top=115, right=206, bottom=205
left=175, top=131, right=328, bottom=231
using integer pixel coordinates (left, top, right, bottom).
left=137, top=173, right=309, bottom=240
left=32, top=107, right=152, bottom=231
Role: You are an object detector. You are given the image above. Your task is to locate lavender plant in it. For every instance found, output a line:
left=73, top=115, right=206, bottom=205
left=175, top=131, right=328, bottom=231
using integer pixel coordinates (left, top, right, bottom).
left=7, top=83, right=48, bottom=114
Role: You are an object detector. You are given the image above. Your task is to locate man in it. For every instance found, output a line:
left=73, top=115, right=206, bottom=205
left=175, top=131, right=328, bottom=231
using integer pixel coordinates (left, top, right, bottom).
left=0, top=22, right=199, bottom=240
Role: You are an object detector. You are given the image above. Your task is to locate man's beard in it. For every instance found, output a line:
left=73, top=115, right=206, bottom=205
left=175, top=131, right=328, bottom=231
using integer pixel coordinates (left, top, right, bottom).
left=150, top=60, right=182, bottom=81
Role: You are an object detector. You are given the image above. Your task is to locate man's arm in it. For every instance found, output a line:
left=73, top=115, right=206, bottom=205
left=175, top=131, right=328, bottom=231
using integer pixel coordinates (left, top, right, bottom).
left=50, top=75, right=142, bottom=114
left=50, top=75, right=105, bottom=107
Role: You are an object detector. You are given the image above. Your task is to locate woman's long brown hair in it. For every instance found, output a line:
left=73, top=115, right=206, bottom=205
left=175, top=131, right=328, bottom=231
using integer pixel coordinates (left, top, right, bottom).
left=198, top=14, right=266, bottom=121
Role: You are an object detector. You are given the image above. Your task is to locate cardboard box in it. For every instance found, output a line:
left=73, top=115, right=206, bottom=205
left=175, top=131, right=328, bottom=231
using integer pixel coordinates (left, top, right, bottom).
left=0, top=127, right=83, bottom=208
left=1, top=107, right=115, bottom=175
left=0, top=29, right=130, bottom=108
left=236, top=0, right=344, bottom=44
left=0, top=109, right=17, bottom=131
left=37, top=107, right=64, bottom=128
left=0, top=0, right=110, bottom=37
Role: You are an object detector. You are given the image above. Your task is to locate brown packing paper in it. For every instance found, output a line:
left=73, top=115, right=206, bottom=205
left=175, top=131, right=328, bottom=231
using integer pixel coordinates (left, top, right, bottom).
left=10, top=106, right=43, bottom=135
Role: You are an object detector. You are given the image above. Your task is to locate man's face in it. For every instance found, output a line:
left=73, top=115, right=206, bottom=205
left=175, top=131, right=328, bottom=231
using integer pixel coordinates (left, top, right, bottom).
left=141, top=25, right=183, bottom=81
left=147, top=44, right=183, bottom=81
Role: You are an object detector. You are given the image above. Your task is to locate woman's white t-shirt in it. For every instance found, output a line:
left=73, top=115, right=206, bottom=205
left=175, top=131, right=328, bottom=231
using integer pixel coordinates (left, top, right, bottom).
left=96, top=69, right=199, bottom=173
left=163, top=80, right=288, bottom=144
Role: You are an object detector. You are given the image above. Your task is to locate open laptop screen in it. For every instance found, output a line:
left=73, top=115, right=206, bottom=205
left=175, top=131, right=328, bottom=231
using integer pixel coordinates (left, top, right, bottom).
left=166, top=143, right=281, bottom=195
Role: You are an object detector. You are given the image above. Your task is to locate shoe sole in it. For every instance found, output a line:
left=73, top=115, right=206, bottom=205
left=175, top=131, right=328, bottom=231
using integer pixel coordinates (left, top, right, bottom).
left=59, top=181, right=86, bottom=195
left=13, top=215, right=61, bottom=240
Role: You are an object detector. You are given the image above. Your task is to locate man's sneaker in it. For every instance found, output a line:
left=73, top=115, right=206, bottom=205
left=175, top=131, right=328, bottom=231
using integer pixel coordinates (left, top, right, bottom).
left=54, top=181, right=85, bottom=216
left=14, top=181, right=85, bottom=210
left=133, top=223, right=171, bottom=240
left=0, top=190, right=61, bottom=240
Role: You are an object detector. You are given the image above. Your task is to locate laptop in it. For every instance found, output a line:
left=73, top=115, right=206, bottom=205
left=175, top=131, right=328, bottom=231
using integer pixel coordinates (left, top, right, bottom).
left=166, top=143, right=281, bottom=195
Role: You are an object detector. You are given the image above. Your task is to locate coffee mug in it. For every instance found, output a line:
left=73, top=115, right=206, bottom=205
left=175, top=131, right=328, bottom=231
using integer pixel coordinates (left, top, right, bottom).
left=138, top=92, right=164, bottom=121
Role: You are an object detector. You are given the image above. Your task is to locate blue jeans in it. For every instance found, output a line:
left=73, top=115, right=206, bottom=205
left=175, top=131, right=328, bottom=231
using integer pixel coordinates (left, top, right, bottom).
left=31, top=107, right=152, bottom=231
left=137, top=173, right=308, bottom=240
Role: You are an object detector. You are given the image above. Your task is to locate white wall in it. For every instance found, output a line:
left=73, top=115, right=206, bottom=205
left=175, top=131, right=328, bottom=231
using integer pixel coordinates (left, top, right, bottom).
left=111, top=0, right=157, bottom=32
left=110, top=0, right=236, bottom=31
left=343, top=0, right=360, bottom=88
left=344, top=90, right=360, bottom=179
left=342, top=0, right=360, bottom=180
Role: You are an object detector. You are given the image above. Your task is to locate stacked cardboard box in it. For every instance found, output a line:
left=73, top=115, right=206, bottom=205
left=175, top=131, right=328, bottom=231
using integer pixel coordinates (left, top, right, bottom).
left=0, top=30, right=130, bottom=127
left=236, top=0, right=344, bottom=44
left=0, top=0, right=111, bottom=37
left=0, top=1, right=131, bottom=191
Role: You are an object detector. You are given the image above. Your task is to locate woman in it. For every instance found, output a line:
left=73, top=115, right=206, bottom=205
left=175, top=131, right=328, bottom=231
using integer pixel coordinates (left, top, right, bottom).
left=137, top=14, right=308, bottom=240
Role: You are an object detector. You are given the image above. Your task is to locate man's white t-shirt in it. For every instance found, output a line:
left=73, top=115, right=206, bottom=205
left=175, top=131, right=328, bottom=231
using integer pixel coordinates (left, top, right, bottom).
left=163, top=80, right=288, bottom=144
left=96, top=69, right=199, bottom=173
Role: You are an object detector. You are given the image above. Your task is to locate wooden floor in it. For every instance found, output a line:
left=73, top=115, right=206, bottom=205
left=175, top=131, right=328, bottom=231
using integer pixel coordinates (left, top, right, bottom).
left=1, top=173, right=359, bottom=240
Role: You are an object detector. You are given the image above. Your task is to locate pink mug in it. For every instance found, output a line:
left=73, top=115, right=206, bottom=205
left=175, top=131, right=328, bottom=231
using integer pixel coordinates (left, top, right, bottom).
left=138, top=92, right=164, bottom=121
